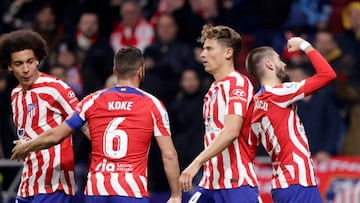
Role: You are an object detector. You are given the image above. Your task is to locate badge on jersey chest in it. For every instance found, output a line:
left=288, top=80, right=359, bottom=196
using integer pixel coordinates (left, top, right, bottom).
left=27, top=103, right=37, bottom=118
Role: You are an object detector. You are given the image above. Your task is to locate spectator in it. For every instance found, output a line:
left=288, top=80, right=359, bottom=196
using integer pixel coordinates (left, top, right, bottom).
left=144, top=13, right=197, bottom=75
left=32, top=2, right=64, bottom=71
left=110, top=0, right=154, bottom=52
left=336, top=1, right=360, bottom=156
left=170, top=68, right=205, bottom=183
left=62, top=11, right=114, bottom=95
left=55, top=46, right=83, bottom=97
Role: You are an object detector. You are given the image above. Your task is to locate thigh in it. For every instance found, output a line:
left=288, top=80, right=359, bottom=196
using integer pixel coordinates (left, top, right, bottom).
left=271, top=185, right=322, bottom=203
left=85, top=195, right=149, bottom=203
left=213, top=186, right=259, bottom=203
left=32, top=191, right=72, bottom=203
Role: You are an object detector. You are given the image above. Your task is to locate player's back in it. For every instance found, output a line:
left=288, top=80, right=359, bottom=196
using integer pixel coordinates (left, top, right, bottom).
left=80, top=86, right=170, bottom=197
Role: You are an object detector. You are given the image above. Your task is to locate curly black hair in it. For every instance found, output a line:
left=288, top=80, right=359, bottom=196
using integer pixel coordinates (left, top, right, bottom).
left=0, top=29, right=48, bottom=70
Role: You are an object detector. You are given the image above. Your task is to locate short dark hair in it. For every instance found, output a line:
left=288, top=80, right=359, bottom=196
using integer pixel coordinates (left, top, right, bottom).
left=114, top=46, right=144, bottom=79
left=0, top=29, right=48, bottom=70
left=246, top=46, right=274, bottom=80
left=198, top=24, right=242, bottom=63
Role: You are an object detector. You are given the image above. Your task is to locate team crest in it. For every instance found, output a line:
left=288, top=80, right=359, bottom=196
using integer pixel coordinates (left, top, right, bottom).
left=27, top=103, right=36, bottom=118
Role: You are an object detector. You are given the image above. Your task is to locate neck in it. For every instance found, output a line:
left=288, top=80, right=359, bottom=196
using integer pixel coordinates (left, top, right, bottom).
left=261, top=77, right=282, bottom=87
left=212, top=62, right=235, bottom=81
left=117, top=79, right=139, bottom=88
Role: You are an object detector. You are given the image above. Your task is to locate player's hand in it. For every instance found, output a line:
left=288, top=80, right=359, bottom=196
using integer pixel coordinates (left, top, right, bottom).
left=11, top=140, right=28, bottom=161
left=287, top=37, right=307, bottom=52
left=166, top=196, right=181, bottom=203
left=179, top=161, right=201, bottom=192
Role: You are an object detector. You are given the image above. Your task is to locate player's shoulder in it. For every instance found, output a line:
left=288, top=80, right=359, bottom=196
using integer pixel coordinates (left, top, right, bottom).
left=36, top=73, right=70, bottom=88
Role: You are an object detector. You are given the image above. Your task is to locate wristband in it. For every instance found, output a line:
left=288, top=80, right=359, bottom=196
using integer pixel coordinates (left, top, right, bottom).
left=300, top=41, right=311, bottom=51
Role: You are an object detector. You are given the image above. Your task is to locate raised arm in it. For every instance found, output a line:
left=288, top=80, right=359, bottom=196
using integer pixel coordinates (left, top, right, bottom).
left=287, top=37, right=337, bottom=96
left=155, top=136, right=182, bottom=203
left=11, top=122, right=73, bottom=161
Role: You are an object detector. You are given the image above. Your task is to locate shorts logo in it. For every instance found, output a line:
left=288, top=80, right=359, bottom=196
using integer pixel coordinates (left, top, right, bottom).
left=27, top=103, right=36, bottom=118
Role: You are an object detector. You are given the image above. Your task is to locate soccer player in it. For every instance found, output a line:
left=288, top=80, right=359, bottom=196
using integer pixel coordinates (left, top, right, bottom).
left=0, top=30, right=79, bottom=202
left=179, top=25, right=260, bottom=203
left=245, top=37, right=337, bottom=202
left=11, top=46, right=182, bottom=203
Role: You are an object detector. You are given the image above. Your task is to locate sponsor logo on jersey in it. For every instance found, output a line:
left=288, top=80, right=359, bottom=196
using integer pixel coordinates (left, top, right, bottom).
left=232, top=88, right=246, bottom=96
left=95, top=159, right=134, bottom=172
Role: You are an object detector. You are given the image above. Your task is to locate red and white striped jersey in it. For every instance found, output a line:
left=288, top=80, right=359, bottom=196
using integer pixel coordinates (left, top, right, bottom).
left=199, top=71, right=258, bottom=189
left=65, top=86, right=171, bottom=197
left=250, top=50, right=336, bottom=189
left=11, top=73, right=78, bottom=197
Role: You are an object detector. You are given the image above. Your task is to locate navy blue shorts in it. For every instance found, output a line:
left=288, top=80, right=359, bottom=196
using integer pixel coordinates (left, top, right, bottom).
left=16, top=191, right=72, bottom=203
left=85, top=195, right=149, bottom=203
left=271, top=185, right=322, bottom=203
left=188, top=185, right=260, bottom=203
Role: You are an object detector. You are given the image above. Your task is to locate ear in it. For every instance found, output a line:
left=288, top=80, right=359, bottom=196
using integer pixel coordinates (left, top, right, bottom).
left=265, top=60, right=274, bottom=71
left=224, top=47, right=233, bottom=60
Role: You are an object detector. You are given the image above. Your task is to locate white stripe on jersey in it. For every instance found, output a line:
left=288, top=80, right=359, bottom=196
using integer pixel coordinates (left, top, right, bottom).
left=125, top=173, right=142, bottom=197
left=110, top=173, right=127, bottom=195
left=277, top=167, right=289, bottom=188
left=288, top=111, right=309, bottom=156
left=151, top=112, right=161, bottom=137
left=86, top=173, right=93, bottom=195
left=37, top=149, right=50, bottom=193
left=79, top=93, right=100, bottom=120
left=95, top=173, right=109, bottom=195
left=293, top=152, right=307, bottom=186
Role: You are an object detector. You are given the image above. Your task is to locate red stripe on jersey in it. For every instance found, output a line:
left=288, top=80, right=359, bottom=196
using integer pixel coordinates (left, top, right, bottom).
left=119, top=175, right=135, bottom=197
left=227, top=143, right=239, bottom=188
left=44, top=147, right=56, bottom=193
left=216, top=152, right=225, bottom=188
left=103, top=174, right=117, bottom=195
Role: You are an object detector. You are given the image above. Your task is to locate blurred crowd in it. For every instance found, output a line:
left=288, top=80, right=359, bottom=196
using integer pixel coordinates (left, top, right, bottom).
left=0, top=0, right=360, bottom=199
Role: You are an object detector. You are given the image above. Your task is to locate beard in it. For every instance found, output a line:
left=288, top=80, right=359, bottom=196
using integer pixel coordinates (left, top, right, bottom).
left=275, top=65, right=287, bottom=82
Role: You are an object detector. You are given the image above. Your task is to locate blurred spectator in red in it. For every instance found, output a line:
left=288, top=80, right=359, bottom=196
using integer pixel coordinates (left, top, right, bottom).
left=110, top=0, right=154, bottom=52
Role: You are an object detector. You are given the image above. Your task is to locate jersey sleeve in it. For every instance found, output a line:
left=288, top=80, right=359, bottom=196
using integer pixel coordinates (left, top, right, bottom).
left=303, top=49, right=337, bottom=96
left=149, top=97, right=171, bottom=137
left=226, top=76, right=253, bottom=118
left=53, top=80, right=79, bottom=117
left=267, top=50, right=336, bottom=108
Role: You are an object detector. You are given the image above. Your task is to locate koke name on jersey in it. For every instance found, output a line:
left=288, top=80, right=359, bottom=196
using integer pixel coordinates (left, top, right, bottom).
left=108, top=101, right=133, bottom=110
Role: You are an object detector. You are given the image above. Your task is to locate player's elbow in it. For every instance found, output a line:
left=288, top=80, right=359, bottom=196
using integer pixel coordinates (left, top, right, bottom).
left=162, top=149, right=178, bottom=162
